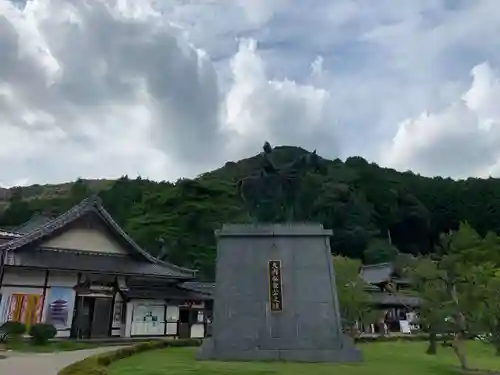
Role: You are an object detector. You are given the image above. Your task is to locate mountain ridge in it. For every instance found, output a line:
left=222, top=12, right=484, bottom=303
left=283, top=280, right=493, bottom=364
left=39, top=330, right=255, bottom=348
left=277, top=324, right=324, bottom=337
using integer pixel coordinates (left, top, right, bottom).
left=0, top=145, right=491, bottom=204
left=1, top=145, right=499, bottom=279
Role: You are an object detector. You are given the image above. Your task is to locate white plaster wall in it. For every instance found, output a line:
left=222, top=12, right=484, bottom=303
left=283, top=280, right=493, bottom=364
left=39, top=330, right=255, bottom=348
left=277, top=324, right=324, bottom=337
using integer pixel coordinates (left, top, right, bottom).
left=2, top=269, right=45, bottom=286
left=42, top=227, right=128, bottom=254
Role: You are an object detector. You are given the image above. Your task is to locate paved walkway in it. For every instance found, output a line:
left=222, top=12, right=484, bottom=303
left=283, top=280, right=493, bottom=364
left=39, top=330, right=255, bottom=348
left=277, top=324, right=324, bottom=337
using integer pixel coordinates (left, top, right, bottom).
left=0, top=346, right=127, bottom=375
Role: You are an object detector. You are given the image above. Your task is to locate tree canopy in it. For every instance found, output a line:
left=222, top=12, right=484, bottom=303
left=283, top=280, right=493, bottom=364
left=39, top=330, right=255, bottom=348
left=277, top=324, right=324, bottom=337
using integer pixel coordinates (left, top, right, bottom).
left=401, top=222, right=500, bottom=366
left=2, top=146, right=500, bottom=279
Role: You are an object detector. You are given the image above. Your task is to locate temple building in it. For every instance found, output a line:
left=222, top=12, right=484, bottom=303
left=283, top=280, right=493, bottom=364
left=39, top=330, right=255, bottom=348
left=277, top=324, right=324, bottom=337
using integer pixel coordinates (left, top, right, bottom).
left=0, top=196, right=211, bottom=339
left=360, top=262, right=421, bottom=334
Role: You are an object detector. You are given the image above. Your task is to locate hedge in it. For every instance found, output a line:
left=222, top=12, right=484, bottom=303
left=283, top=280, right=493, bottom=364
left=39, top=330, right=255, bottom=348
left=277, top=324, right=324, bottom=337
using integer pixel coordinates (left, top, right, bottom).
left=58, top=339, right=202, bottom=375
left=355, top=334, right=431, bottom=344
left=29, top=323, right=57, bottom=345
left=58, top=335, right=433, bottom=374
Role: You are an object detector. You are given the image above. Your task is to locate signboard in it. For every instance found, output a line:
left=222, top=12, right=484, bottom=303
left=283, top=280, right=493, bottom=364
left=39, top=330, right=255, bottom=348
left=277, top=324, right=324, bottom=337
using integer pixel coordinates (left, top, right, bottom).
left=268, top=260, right=283, bottom=312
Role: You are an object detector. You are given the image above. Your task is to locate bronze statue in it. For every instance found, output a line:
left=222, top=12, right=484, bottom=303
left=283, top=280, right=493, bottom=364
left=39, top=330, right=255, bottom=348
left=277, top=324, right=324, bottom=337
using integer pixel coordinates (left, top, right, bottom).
left=237, top=142, right=326, bottom=222
left=262, top=141, right=280, bottom=176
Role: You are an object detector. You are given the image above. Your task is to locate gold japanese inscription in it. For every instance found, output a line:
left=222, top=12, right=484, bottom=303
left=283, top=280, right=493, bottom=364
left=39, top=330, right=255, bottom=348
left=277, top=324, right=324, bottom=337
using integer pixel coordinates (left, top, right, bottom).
left=268, top=260, right=283, bottom=312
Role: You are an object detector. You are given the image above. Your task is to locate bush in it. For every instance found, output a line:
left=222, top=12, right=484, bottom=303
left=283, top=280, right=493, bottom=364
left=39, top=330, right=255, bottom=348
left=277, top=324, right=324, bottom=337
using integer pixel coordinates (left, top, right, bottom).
left=1, top=321, right=27, bottom=337
left=29, top=323, right=57, bottom=345
left=59, top=339, right=202, bottom=375
left=355, top=334, right=429, bottom=343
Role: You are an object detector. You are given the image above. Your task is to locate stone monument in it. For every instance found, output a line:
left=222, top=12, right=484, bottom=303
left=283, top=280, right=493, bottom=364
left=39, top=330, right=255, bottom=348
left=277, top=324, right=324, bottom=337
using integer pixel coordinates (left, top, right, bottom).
left=197, top=142, right=362, bottom=362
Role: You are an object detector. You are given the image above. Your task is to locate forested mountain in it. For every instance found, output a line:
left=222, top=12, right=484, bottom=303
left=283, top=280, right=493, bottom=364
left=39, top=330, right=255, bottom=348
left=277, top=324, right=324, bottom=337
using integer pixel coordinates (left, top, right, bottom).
left=2, top=146, right=500, bottom=280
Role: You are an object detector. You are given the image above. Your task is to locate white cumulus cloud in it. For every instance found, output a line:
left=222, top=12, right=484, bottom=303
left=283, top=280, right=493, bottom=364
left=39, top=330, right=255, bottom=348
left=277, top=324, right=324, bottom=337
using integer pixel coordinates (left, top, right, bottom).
left=0, top=0, right=222, bottom=185
left=2, top=0, right=500, bottom=185
left=0, top=0, right=336, bottom=186
left=223, top=39, right=336, bottom=158
left=236, top=0, right=290, bottom=25
left=383, top=62, right=500, bottom=178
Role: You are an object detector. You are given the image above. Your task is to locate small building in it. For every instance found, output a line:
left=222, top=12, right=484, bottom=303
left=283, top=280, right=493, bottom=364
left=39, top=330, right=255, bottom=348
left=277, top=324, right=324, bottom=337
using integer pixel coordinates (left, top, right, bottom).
left=0, top=196, right=210, bottom=339
left=360, top=262, right=421, bottom=334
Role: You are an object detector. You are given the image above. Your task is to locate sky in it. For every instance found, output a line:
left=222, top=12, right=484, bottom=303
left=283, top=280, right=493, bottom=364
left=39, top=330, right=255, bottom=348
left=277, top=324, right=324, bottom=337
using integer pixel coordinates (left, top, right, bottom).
left=1, top=0, right=500, bottom=187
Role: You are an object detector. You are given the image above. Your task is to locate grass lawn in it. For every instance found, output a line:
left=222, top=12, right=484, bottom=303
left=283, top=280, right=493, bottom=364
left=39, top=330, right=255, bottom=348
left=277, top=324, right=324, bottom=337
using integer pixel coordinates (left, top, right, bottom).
left=108, top=341, right=500, bottom=375
left=6, top=339, right=98, bottom=353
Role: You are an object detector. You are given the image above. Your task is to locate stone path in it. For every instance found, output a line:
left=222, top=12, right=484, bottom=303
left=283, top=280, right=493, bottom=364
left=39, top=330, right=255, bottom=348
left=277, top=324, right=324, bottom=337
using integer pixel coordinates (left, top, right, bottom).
left=0, top=346, right=127, bottom=375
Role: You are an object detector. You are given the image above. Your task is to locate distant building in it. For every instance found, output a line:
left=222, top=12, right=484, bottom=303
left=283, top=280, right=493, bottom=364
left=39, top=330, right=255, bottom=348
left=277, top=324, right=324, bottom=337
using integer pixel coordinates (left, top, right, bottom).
left=360, top=262, right=421, bottom=334
left=0, top=196, right=210, bottom=339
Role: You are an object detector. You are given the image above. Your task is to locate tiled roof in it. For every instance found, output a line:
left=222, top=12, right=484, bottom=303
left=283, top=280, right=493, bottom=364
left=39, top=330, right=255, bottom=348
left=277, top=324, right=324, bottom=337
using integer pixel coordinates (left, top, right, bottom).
left=180, top=281, right=215, bottom=296
left=0, top=230, right=21, bottom=238
left=0, top=195, right=197, bottom=278
left=10, top=248, right=194, bottom=279
left=360, top=263, right=394, bottom=284
left=369, top=292, right=422, bottom=307
left=14, top=213, right=54, bottom=234
left=122, top=285, right=210, bottom=301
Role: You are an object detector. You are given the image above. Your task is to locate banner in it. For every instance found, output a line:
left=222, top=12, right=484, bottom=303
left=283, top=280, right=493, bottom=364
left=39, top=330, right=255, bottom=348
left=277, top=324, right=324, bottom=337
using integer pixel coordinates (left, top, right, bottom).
left=45, top=287, right=73, bottom=329
left=1, top=293, right=42, bottom=329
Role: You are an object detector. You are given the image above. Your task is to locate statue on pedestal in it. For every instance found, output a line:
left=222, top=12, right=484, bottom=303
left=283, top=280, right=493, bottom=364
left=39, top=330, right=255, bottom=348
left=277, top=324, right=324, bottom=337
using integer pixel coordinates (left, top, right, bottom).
left=237, top=141, right=326, bottom=222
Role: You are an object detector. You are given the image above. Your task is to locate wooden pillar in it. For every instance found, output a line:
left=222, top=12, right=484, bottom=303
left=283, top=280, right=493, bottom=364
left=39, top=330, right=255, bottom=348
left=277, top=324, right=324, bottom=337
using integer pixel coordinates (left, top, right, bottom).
left=107, top=287, right=117, bottom=337
left=70, top=272, right=82, bottom=338
left=39, top=270, right=50, bottom=323
left=0, top=250, right=6, bottom=290
left=163, top=301, right=168, bottom=336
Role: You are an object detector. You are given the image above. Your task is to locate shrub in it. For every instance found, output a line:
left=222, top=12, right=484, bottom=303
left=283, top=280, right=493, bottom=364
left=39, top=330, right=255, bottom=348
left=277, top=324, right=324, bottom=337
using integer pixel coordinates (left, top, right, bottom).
left=58, top=339, right=202, bottom=375
left=1, top=321, right=27, bottom=337
left=355, top=334, right=429, bottom=344
left=29, top=323, right=57, bottom=345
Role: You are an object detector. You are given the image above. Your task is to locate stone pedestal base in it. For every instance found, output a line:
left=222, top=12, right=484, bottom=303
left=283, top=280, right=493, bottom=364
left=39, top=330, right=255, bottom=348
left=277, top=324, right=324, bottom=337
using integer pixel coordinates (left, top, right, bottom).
left=197, top=336, right=362, bottom=363
left=198, top=223, right=363, bottom=363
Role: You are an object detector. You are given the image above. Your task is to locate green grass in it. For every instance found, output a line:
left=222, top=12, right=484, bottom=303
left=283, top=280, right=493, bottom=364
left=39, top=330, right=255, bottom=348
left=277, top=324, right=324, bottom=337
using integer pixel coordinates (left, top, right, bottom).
left=108, top=341, right=500, bottom=375
left=6, top=339, right=98, bottom=353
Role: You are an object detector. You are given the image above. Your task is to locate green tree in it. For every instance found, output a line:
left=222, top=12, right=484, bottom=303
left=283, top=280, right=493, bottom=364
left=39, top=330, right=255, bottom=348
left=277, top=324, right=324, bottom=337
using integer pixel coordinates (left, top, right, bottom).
left=404, top=257, right=448, bottom=355
left=392, top=191, right=431, bottom=255
left=69, top=178, right=91, bottom=204
left=334, top=256, right=374, bottom=337
left=439, top=225, right=500, bottom=356
left=480, top=275, right=500, bottom=356
left=439, top=222, right=484, bottom=262
left=126, top=179, right=245, bottom=279
left=315, top=183, right=378, bottom=258
left=467, top=267, right=500, bottom=356
left=5, top=145, right=500, bottom=277
left=0, top=187, right=32, bottom=227
left=363, top=238, right=399, bottom=264
left=439, top=222, right=500, bottom=268
left=406, top=254, right=489, bottom=370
